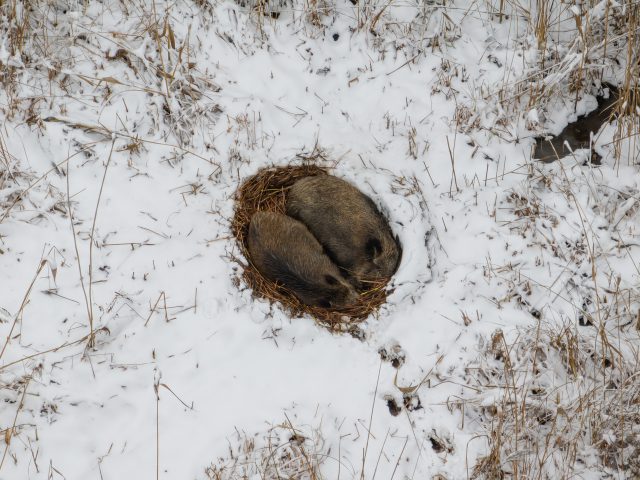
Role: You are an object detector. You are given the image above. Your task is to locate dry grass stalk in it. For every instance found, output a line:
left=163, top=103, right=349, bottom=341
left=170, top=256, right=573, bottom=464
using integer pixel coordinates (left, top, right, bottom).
left=0, top=146, right=91, bottom=225
left=465, top=151, right=640, bottom=477
left=612, top=0, right=640, bottom=165
left=467, top=324, right=640, bottom=479
left=205, top=421, right=326, bottom=480
left=0, top=376, right=31, bottom=473
left=465, top=0, right=640, bottom=162
left=0, top=259, right=47, bottom=361
left=231, top=165, right=391, bottom=332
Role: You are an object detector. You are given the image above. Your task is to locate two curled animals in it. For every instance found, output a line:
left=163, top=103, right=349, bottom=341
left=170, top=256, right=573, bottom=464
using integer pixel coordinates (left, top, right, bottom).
left=247, top=175, right=401, bottom=309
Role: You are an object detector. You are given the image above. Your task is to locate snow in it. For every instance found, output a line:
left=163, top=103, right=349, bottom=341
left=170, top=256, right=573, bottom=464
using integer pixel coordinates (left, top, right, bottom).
left=1, top=0, right=639, bottom=478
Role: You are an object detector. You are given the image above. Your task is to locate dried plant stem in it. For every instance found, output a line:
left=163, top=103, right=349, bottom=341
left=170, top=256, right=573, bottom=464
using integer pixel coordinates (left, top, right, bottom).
left=66, top=157, right=93, bottom=348
left=154, top=379, right=160, bottom=480
left=63, top=140, right=115, bottom=348
left=0, top=145, right=94, bottom=225
left=360, top=361, right=382, bottom=480
left=446, top=135, right=459, bottom=194
left=389, top=436, right=408, bottom=480
left=0, top=332, right=95, bottom=373
left=87, top=139, right=116, bottom=345
left=145, top=292, right=168, bottom=327
left=0, top=377, right=31, bottom=473
left=0, top=259, right=46, bottom=361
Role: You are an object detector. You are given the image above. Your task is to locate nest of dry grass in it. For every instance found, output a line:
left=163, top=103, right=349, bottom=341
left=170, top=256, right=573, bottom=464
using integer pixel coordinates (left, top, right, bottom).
left=232, top=165, right=391, bottom=332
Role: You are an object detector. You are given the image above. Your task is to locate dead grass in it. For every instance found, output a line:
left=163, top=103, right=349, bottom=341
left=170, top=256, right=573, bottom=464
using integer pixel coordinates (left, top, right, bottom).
left=231, top=164, right=391, bottom=333
left=466, top=324, right=640, bottom=479
left=0, top=131, right=33, bottom=217
left=444, top=0, right=640, bottom=165
left=205, top=419, right=326, bottom=480
left=462, top=145, right=640, bottom=478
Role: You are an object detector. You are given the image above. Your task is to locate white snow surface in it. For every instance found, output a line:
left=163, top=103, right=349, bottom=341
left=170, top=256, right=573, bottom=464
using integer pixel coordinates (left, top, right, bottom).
left=0, top=0, right=639, bottom=479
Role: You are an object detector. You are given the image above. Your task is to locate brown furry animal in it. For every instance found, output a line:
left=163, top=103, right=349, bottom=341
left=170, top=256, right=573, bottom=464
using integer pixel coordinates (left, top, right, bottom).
left=247, top=211, right=359, bottom=309
left=286, top=175, right=401, bottom=286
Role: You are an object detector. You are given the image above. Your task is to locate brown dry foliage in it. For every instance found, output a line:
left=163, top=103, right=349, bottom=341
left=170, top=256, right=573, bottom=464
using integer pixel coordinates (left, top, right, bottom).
left=231, top=165, right=391, bottom=332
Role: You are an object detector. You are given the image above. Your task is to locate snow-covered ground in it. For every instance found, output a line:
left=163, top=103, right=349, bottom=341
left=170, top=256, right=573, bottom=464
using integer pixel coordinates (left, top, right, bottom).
left=1, top=0, right=639, bottom=478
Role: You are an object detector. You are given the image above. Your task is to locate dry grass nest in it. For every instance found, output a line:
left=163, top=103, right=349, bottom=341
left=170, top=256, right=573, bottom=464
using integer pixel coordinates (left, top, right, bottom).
left=231, top=165, right=392, bottom=332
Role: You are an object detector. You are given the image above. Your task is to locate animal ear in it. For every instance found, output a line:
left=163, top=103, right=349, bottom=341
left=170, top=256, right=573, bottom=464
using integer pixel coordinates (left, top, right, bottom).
left=366, top=237, right=382, bottom=260
left=325, top=275, right=338, bottom=285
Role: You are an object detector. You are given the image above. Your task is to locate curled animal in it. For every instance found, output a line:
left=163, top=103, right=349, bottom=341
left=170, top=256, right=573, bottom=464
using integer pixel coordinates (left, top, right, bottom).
left=286, top=175, right=401, bottom=286
left=247, top=211, right=359, bottom=309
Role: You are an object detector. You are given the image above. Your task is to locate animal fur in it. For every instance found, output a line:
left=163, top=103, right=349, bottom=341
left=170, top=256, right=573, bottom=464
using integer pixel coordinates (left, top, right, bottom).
left=247, top=211, right=359, bottom=308
left=286, top=175, right=401, bottom=286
